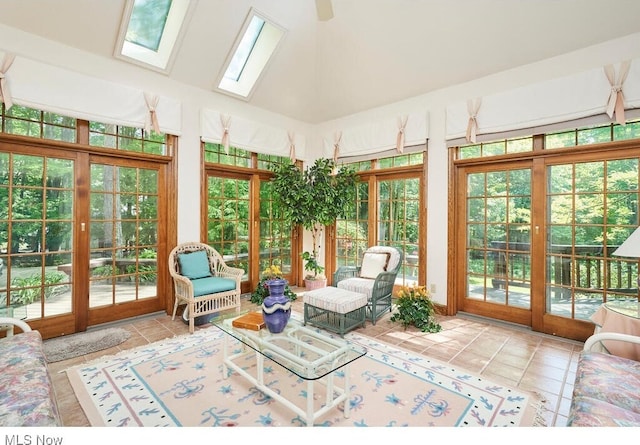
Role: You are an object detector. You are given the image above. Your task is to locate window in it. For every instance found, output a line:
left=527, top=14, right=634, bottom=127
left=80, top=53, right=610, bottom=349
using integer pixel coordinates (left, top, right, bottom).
left=216, top=8, right=286, bottom=99
left=1, top=105, right=76, bottom=142
left=203, top=143, right=252, bottom=167
left=458, top=137, right=533, bottom=159
left=257, top=152, right=291, bottom=171
left=378, top=152, right=424, bottom=169
left=89, top=122, right=167, bottom=155
left=546, top=119, right=640, bottom=149
left=115, top=0, right=194, bottom=73
left=457, top=119, right=640, bottom=158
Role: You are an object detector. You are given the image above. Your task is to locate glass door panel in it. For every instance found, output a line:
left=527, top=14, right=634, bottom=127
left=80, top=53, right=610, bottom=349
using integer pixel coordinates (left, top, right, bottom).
left=546, top=159, right=640, bottom=322
left=89, top=163, right=159, bottom=308
left=336, top=180, right=370, bottom=267
left=465, top=168, right=532, bottom=309
left=205, top=176, right=251, bottom=281
left=0, top=152, right=74, bottom=321
left=259, top=180, right=292, bottom=279
left=377, top=177, right=421, bottom=286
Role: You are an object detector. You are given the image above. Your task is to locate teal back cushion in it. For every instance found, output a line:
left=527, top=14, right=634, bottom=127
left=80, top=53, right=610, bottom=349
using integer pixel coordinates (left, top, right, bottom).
left=178, top=250, right=212, bottom=280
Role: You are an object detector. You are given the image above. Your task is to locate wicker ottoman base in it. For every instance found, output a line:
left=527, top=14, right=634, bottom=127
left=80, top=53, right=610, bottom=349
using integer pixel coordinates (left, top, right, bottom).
left=303, top=287, right=367, bottom=337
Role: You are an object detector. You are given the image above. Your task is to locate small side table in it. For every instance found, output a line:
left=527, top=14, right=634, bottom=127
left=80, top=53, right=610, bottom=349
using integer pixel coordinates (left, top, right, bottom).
left=591, top=301, right=640, bottom=360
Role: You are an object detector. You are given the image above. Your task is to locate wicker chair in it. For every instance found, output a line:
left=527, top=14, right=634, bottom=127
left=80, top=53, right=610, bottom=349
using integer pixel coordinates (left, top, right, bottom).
left=168, top=242, right=243, bottom=333
left=333, top=246, right=403, bottom=325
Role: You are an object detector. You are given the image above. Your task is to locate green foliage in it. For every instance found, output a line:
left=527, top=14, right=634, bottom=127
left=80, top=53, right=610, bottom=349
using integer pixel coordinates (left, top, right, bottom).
left=301, top=251, right=324, bottom=278
left=390, top=285, right=442, bottom=333
left=125, top=264, right=156, bottom=282
left=139, top=248, right=157, bottom=259
left=11, top=272, right=67, bottom=305
left=270, top=158, right=358, bottom=277
left=92, top=264, right=116, bottom=278
left=336, top=221, right=368, bottom=259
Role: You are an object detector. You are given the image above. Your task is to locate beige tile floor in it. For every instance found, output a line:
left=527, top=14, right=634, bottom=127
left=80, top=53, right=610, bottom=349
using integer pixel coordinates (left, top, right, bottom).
left=47, top=294, right=584, bottom=427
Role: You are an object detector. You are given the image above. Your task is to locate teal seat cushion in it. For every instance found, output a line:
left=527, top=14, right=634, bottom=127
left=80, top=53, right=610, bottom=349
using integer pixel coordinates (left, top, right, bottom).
left=192, top=277, right=237, bottom=297
left=178, top=250, right=211, bottom=280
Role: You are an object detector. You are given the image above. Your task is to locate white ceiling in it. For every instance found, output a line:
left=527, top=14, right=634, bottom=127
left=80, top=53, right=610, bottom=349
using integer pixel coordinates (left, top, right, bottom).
left=2, top=0, right=640, bottom=123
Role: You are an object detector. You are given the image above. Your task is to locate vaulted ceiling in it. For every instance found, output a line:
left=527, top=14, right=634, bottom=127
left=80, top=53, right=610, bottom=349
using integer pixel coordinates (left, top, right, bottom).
left=2, top=0, right=640, bottom=123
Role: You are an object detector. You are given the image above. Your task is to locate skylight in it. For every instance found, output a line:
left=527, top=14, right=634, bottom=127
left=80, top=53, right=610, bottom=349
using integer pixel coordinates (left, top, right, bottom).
left=216, top=8, right=286, bottom=99
left=127, top=0, right=172, bottom=52
left=115, top=0, right=194, bottom=73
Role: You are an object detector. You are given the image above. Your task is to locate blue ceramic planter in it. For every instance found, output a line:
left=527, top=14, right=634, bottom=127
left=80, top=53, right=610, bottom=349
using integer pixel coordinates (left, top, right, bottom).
left=262, top=279, right=291, bottom=333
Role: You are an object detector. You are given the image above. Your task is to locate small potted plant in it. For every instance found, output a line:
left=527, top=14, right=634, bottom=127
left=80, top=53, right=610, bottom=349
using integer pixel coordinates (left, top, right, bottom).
left=301, top=251, right=326, bottom=289
left=250, top=264, right=297, bottom=305
left=390, top=285, right=442, bottom=333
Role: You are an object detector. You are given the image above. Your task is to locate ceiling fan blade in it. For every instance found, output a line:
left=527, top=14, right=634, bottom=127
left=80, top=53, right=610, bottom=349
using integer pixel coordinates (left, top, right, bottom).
left=316, top=0, right=334, bottom=21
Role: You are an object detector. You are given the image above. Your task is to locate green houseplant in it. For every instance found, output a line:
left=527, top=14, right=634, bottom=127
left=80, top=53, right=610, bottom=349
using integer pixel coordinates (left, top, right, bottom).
left=390, top=285, right=442, bottom=333
left=271, top=158, right=357, bottom=287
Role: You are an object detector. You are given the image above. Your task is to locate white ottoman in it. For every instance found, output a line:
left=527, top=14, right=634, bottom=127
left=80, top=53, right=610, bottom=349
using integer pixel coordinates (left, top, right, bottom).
left=303, top=287, right=367, bottom=336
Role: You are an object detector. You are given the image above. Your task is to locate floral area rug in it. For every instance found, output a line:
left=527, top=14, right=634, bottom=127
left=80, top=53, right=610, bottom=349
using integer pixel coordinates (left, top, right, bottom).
left=65, top=325, right=544, bottom=427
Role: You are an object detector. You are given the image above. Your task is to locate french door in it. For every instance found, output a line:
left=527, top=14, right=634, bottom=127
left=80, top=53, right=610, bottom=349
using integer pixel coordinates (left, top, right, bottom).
left=85, top=155, right=167, bottom=328
left=336, top=170, right=424, bottom=287
left=457, top=162, right=535, bottom=327
left=455, top=148, right=640, bottom=341
left=204, top=170, right=296, bottom=293
left=0, top=142, right=168, bottom=338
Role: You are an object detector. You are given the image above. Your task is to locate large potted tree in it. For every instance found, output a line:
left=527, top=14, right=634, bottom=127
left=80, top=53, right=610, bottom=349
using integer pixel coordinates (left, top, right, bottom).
left=271, top=158, right=357, bottom=289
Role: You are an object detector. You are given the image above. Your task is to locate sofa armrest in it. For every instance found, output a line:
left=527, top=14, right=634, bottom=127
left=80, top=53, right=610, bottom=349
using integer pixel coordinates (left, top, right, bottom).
left=0, top=317, right=31, bottom=334
left=583, top=332, right=640, bottom=352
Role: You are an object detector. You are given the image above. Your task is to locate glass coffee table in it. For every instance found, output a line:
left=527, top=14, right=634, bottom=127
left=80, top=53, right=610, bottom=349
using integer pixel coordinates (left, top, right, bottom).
left=214, top=312, right=367, bottom=427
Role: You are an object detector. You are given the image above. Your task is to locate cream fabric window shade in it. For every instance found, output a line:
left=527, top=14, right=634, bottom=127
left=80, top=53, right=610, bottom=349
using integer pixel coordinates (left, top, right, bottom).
left=0, top=51, right=182, bottom=135
left=321, top=112, right=428, bottom=159
left=445, top=59, right=640, bottom=146
left=200, top=109, right=306, bottom=158
left=336, top=143, right=426, bottom=163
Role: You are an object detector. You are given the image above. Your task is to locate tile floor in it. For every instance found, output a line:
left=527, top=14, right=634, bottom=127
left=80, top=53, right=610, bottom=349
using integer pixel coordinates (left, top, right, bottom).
left=47, top=293, right=584, bottom=427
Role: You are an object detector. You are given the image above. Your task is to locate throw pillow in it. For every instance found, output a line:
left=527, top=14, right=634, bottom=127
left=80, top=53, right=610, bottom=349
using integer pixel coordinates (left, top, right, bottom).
left=360, top=252, right=391, bottom=279
left=178, top=250, right=212, bottom=280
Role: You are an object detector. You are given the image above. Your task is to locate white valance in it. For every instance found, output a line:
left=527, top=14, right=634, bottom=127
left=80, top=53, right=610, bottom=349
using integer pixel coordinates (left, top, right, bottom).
left=446, top=59, right=640, bottom=144
left=321, top=112, right=429, bottom=158
left=200, top=109, right=306, bottom=157
left=0, top=51, right=182, bottom=135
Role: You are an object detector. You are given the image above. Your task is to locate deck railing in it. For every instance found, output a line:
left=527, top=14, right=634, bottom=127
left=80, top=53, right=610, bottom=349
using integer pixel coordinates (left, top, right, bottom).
left=487, top=241, right=637, bottom=295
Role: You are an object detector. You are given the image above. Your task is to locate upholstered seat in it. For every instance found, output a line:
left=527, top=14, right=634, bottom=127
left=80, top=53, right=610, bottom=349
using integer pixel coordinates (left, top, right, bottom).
left=333, top=246, right=403, bottom=325
left=303, top=287, right=368, bottom=336
left=168, top=242, right=243, bottom=333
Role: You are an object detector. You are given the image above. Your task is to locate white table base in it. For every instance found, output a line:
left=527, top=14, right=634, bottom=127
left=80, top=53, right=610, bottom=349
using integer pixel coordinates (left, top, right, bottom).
left=220, top=334, right=352, bottom=427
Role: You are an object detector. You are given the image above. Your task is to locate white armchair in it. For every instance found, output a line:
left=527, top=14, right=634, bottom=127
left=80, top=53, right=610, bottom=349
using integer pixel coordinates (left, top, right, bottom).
left=333, top=246, right=403, bottom=325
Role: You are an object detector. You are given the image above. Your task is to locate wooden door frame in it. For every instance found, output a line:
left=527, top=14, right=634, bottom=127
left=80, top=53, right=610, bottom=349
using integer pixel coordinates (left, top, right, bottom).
left=449, top=139, right=640, bottom=342
left=85, top=154, right=169, bottom=328
left=0, top=133, right=175, bottom=338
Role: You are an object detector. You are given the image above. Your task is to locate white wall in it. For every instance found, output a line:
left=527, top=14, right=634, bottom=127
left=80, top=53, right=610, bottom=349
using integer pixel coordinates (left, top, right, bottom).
left=3, top=23, right=640, bottom=305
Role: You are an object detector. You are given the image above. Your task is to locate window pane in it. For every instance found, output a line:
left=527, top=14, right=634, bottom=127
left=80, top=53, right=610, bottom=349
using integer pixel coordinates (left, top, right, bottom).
left=126, top=0, right=172, bottom=51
